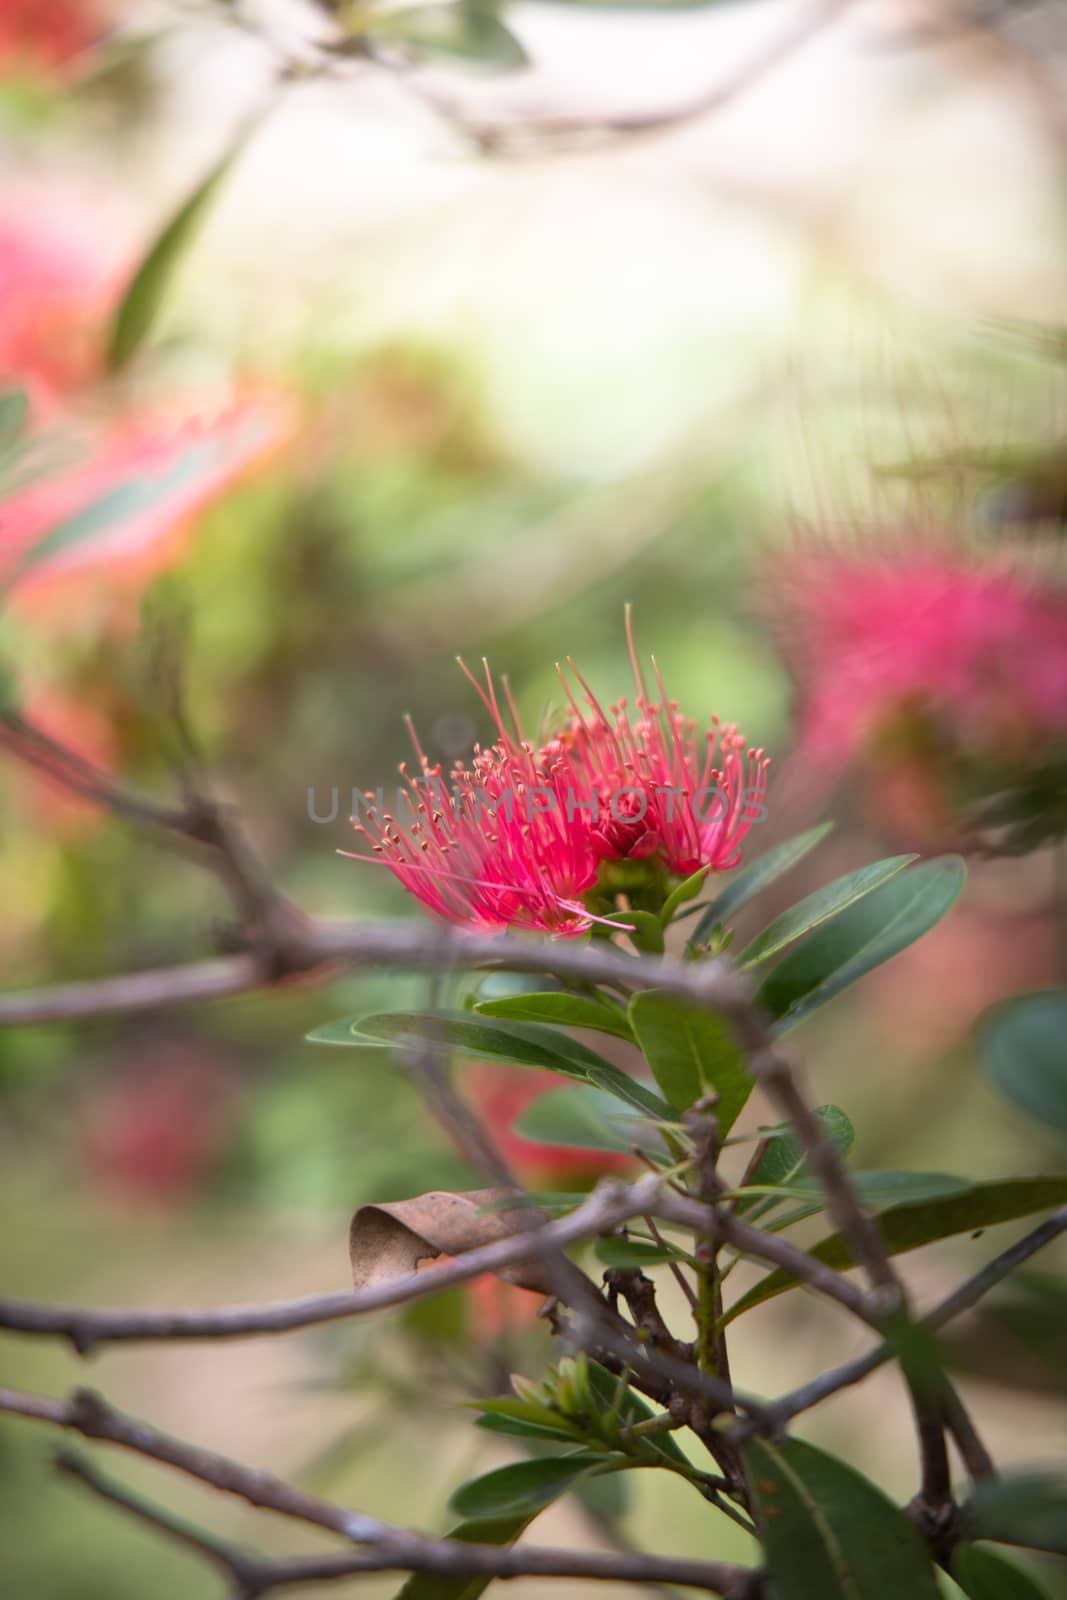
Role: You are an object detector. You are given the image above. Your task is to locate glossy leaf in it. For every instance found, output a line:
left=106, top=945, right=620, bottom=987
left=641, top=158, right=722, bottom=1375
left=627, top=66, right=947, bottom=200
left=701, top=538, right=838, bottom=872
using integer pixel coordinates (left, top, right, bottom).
left=736, top=855, right=916, bottom=968
left=309, top=1011, right=669, bottom=1119
left=394, top=1511, right=539, bottom=1600
left=740, top=1105, right=855, bottom=1194
left=976, top=989, right=1067, bottom=1138
left=688, top=822, right=833, bottom=947
left=475, top=992, right=634, bottom=1041
left=760, top=856, right=966, bottom=1032
left=449, top=1456, right=606, bottom=1522
left=513, top=1083, right=648, bottom=1153
left=725, top=1174, right=1067, bottom=1322
left=744, top=1437, right=941, bottom=1599
left=368, top=4, right=528, bottom=69
left=660, top=866, right=711, bottom=927
left=622, top=910, right=665, bottom=954
left=962, top=1474, right=1067, bottom=1556
left=629, top=990, right=751, bottom=1125
left=952, top=1543, right=1051, bottom=1599
left=594, top=1236, right=679, bottom=1269
left=739, top=1170, right=970, bottom=1210
left=108, top=115, right=263, bottom=371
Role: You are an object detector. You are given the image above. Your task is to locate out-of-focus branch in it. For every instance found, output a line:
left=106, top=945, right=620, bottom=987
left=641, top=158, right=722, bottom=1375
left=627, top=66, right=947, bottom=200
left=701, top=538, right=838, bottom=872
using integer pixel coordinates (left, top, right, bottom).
left=362, top=0, right=856, bottom=157
left=11, top=1392, right=761, bottom=1598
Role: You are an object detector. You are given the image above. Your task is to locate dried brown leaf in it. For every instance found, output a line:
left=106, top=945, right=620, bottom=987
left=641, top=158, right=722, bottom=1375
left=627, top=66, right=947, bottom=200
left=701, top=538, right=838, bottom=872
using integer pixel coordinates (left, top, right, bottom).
left=349, top=1189, right=552, bottom=1295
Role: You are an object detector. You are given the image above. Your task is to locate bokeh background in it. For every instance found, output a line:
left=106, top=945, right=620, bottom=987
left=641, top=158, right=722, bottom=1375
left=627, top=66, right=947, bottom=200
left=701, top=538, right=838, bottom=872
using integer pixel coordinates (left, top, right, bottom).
left=1, top=1, right=1066, bottom=1595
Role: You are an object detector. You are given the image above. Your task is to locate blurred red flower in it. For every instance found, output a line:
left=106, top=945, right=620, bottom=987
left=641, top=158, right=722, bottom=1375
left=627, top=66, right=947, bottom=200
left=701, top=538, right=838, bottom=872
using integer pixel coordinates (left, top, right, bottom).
left=0, top=0, right=107, bottom=81
left=466, top=1063, right=631, bottom=1186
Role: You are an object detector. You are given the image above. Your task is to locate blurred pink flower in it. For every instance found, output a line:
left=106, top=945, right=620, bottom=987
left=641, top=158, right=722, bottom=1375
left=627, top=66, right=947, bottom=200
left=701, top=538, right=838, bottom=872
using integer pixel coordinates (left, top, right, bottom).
left=0, top=185, right=124, bottom=407
left=0, top=182, right=298, bottom=618
left=769, top=536, right=1067, bottom=843
left=0, top=0, right=106, bottom=80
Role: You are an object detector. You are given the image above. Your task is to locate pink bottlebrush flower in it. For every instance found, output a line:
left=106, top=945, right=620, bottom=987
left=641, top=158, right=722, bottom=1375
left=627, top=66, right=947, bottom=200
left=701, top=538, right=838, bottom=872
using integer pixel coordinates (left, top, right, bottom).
left=350, top=677, right=603, bottom=939
left=771, top=539, right=1067, bottom=772
left=349, top=635, right=769, bottom=936
left=552, top=619, right=770, bottom=878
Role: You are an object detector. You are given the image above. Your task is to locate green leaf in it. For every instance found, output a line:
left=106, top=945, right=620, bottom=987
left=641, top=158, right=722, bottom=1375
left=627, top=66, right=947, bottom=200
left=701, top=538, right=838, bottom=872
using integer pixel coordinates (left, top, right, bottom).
left=594, top=1236, right=680, bottom=1269
left=736, top=856, right=916, bottom=968
left=475, top=992, right=634, bottom=1041
left=660, top=867, right=712, bottom=927
left=583, top=1360, right=688, bottom=1463
left=952, top=1543, right=1051, bottom=1599
left=760, top=856, right=966, bottom=1032
left=962, top=1474, right=1067, bottom=1556
left=474, top=1401, right=582, bottom=1445
left=689, top=822, right=833, bottom=947
left=622, top=910, right=665, bottom=954
left=313, top=1011, right=669, bottom=1119
left=724, top=1174, right=1067, bottom=1323
left=449, top=1456, right=605, bottom=1522
left=513, top=1084, right=649, bottom=1153
left=108, top=114, right=264, bottom=372
left=629, top=990, right=751, bottom=1126
left=740, top=1170, right=971, bottom=1210
left=976, top=989, right=1067, bottom=1138
left=740, top=1105, right=855, bottom=1195
left=368, top=4, right=529, bottom=69
left=393, top=1513, right=537, bottom=1600
left=744, top=1437, right=941, bottom=1599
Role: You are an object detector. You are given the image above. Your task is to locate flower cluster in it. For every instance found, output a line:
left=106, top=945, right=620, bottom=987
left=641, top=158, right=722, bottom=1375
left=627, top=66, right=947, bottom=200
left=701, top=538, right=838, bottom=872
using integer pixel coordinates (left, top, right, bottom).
left=350, top=628, right=769, bottom=937
left=768, top=531, right=1067, bottom=846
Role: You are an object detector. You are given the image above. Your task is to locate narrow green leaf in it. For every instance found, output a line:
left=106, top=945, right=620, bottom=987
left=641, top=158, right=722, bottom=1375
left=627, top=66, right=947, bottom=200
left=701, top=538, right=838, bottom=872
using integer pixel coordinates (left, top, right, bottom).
left=368, top=3, right=529, bottom=69
left=623, top=910, right=665, bottom=954
left=952, top=1543, right=1051, bottom=1599
left=963, top=1474, right=1067, bottom=1556
left=689, top=822, right=833, bottom=947
left=108, top=114, right=264, bottom=371
left=724, top=1174, right=1067, bottom=1322
left=660, top=867, right=711, bottom=927
left=976, top=989, right=1067, bottom=1138
left=583, top=1360, right=688, bottom=1463
left=513, top=1084, right=649, bottom=1153
left=737, top=856, right=916, bottom=968
left=740, top=1106, right=855, bottom=1195
left=449, top=1456, right=605, bottom=1522
left=594, top=1236, right=680, bottom=1269
left=475, top=992, right=634, bottom=1041
left=760, top=857, right=966, bottom=1032
left=316, top=1011, right=669, bottom=1119
left=738, top=1170, right=970, bottom=1210
left=629, top=990, right=751, bottom=1126
left=393, top=1512, right=536, bottom=1600
left=744, top=1437, right=941, bottom=1599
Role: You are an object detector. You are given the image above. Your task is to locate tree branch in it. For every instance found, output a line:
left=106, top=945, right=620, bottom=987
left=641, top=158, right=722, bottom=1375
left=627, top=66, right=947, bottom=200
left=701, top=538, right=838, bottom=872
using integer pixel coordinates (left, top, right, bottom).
left=11, top=1391, right=761, bottom=1598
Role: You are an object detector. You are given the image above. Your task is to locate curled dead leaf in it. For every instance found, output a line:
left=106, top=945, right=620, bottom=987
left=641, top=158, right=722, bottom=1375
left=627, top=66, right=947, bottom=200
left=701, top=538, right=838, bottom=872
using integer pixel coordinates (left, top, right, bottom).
left=349, top=1188, right=553, bottom=1295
